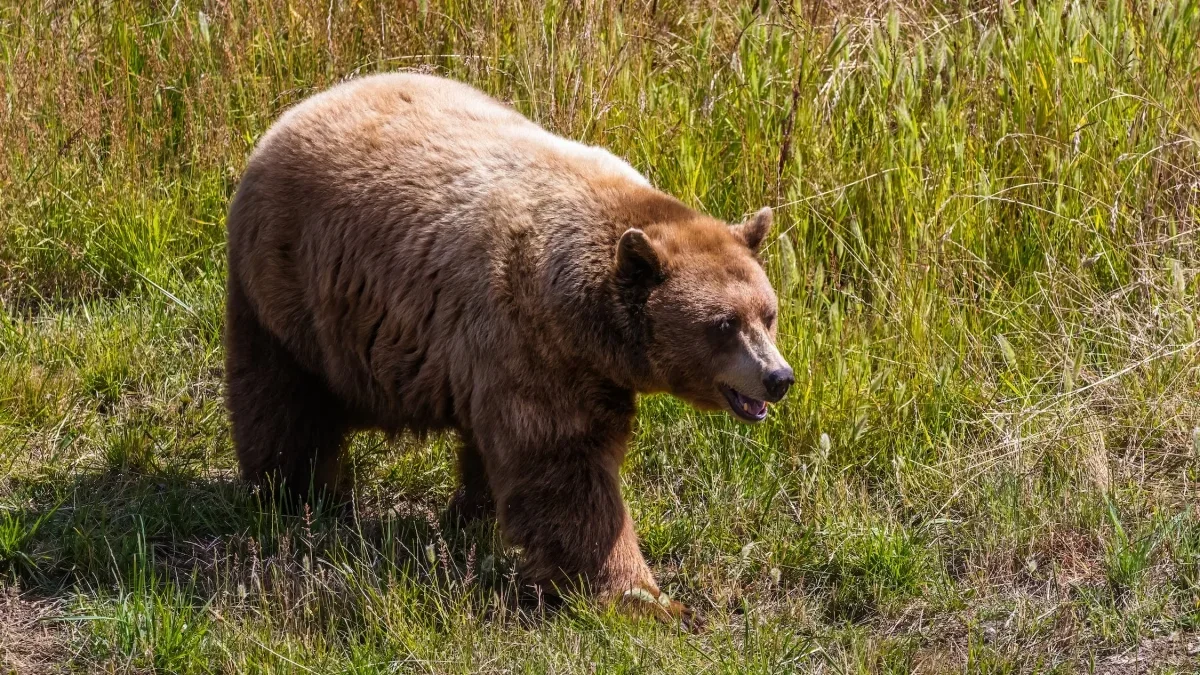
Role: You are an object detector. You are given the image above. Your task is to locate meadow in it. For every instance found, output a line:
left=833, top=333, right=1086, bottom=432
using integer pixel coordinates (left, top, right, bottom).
left=2, top=0, right=1199, bottom=672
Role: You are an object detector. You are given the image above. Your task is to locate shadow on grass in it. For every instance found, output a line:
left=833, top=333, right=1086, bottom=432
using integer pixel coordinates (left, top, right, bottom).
left=1, top=464, right=517, bottom=621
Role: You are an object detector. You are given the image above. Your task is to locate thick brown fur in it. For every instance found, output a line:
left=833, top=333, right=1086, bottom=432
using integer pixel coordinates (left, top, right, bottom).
left=224, top=73, right=789, bottom=627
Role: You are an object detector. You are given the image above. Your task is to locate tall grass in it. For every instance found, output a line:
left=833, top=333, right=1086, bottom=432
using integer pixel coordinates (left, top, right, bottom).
left=2, top=0, right=1199, bottom=671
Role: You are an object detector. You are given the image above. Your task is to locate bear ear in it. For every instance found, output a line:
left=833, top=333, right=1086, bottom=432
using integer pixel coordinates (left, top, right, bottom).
left=730, top=206, right=773, bottom=253
left=615, top=228, right=664, bottom=286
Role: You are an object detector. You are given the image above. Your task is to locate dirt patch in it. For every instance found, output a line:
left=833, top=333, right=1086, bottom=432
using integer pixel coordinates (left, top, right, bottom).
left=1095, top=632, right=1200, bottom=674
left=0, top=586, right=70, bottom=675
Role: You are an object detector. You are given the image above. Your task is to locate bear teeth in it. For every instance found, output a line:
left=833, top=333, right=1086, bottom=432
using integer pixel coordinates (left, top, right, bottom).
left=720, top=384, right=767, bottom=421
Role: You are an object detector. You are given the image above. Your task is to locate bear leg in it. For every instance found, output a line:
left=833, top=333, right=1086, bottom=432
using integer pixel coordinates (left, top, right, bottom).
left=225, top=274, right=348, bottom=501
left=446, top=435, right=495, bottom=524
left=492, top=450, right=698, bottom=629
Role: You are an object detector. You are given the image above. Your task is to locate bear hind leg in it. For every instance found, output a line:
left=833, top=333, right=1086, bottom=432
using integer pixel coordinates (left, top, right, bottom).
left=225, top=275, right=348, bottom=502
left=447, top=434, right=495, bottom=525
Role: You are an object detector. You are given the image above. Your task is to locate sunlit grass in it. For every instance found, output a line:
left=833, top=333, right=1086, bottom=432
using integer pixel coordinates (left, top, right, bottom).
left=2, top=0, right=1199, bottom=671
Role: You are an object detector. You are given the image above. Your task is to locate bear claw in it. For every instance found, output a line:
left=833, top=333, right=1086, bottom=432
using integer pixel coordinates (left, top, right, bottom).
left=618, top=587, right=704, bottom=633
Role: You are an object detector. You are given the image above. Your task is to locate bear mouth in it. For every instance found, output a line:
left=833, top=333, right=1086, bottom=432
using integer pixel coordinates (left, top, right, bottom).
left=718, top=384, right=768, bottom=422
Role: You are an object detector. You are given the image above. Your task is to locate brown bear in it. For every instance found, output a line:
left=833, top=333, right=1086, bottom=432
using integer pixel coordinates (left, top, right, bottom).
left=224, top=73, right=793, bottom=626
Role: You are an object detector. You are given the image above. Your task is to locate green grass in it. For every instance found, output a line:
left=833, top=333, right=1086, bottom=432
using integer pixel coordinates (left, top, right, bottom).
left=2, top=0, right=1199, bottom=671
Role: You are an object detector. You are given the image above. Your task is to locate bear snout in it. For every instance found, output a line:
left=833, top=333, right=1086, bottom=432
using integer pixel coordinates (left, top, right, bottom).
left=763, top=366, right=794, bottom=402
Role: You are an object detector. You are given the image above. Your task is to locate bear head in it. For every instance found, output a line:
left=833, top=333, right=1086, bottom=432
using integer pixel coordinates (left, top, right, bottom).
left=616, top=206, right=794, bottom=423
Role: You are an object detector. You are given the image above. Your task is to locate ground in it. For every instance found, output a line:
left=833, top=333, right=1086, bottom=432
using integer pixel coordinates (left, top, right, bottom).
left=1, top=1, right=1199, bottom=673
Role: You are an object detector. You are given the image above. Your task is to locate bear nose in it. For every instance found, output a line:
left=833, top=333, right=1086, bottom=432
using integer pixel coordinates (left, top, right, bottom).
left=763, top=367, right=794, bottom=402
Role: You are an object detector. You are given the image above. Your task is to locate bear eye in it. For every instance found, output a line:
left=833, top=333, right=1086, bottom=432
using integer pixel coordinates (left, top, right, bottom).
left=763, top=310, right=777, bottom=328
left=715, top=316, right=739, bottom=334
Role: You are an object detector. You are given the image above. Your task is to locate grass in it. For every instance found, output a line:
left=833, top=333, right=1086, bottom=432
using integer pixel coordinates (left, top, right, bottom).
left=2, top=0, right=1199, bottom=671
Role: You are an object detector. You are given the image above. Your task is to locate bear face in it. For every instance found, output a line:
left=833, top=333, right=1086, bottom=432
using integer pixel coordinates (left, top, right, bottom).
left=617, top=207, right=794, bottom=422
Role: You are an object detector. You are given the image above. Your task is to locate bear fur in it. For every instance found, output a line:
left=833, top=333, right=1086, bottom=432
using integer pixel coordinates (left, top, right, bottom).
left=224, top=73, right=792, bottom=625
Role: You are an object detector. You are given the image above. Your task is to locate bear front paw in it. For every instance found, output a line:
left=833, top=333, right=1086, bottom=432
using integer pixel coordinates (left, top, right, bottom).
left=618, top=586, right=704, bottom=633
